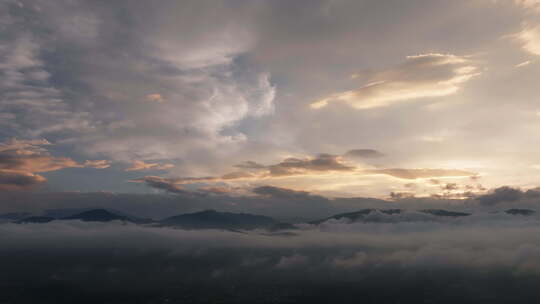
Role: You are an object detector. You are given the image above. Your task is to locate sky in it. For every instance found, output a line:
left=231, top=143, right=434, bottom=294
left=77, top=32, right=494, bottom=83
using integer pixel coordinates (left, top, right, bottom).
left=2, top=0, right=540, bottom=207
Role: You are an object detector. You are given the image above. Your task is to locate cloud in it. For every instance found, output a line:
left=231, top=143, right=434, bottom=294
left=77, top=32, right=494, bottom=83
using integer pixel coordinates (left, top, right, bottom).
left=365, top=168, right=477, bottom=180
left=474, top=186, right=540, bottom=206
left=311, top=53, right=481, bottom=110
left=252, top=185, right=315, bottom=199
left=4, top=212, right=540, bottom=302
left=0, top=139, right=110, bottom=190
left=131, top=149, right=480, bottom=198
left=129, top=176, right=193, bottom=195
left=145, top=93, right=165, bottom=103
left=515, top=0, right=540, bottom=12
left=343, top=149, right=385, bottom=159
left=233, top=161, right=267, bottom=170
left=83, top=160, right=111, bottom=169
left=0, top=0, right=276, bottom=166
left=0, top=170, right=46, bottom=191
left=515, top=24, right=540, bottom=55
left=0, top=33, right=93, bottom=138
left=125, top=160, right=174, bottom=171
left=515, top=60, right=533, bottom=67
left=267, top=154, right=355, bottom=177
left=131, top=153, right=358, bottom=191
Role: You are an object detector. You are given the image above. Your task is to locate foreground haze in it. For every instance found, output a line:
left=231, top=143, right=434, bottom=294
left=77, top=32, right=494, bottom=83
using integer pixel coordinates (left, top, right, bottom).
left=2, top=0, right=540, bottom=303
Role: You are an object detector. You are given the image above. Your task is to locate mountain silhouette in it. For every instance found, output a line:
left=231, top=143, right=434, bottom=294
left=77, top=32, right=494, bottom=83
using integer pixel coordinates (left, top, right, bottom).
left=159, top=209, right=292, bottom=230
left=62, top=209, right=131, bottom=222
left=311, top=208, right=473, bottom=225
left=17, top=216, right=56, bottom=224
left=310, top=209, right=403, bottom=224
left=419, top=209, right=470, bottom=217
left=505, top=208, right=535, bottom=216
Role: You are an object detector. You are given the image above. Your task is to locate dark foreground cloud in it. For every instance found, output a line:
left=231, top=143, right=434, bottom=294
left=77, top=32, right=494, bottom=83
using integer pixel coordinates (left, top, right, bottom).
left=2, top=217, right=540, bottom=303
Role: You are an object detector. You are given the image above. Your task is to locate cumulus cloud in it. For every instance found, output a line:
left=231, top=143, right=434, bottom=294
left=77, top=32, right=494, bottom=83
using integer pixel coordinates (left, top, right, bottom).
left=311, top=53, right=481, bottom=110
left=0, top=0, right=276, bottom=166
left=125, top=160, right=174, bottom=171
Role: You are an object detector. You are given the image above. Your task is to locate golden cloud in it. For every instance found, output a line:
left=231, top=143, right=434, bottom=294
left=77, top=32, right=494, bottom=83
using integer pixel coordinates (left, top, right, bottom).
left=364, top=168, right=477, bottom=180
left=126, top=160, right=174, bottom=171
left=0, top=139, right=111, bottom=190
left=515, top=24, right=540, bottom=56
left=311, top=53, right=480, bottom=110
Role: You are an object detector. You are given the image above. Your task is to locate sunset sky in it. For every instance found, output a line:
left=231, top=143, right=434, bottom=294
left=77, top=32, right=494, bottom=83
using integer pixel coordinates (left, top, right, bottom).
left=2, top=0, right=540, bottom=201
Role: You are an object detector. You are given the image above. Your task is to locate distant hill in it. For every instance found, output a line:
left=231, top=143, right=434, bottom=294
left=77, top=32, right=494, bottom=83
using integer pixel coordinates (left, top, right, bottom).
left=505, top=208, right=535, bottom=216
left=311, top=208, right=472, bottom=225
left=0, top=212, right=32, bottom=221
left=419, top=209, right=471, bottom=217
left=17, top=216, right=56, bottom=224
left=159, top=209, right=293, bottom=231
left=310, top=209, right=402, bottom=225
left=62, top=209, right=132, bottom=222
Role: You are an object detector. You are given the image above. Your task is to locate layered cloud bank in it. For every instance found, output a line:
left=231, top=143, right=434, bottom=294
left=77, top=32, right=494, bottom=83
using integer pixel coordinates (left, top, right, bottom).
left=2, top=214, right=540, bottom=303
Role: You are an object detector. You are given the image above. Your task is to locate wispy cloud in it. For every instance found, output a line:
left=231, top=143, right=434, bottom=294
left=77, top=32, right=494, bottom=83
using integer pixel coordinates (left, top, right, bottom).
left=311, top=53, right=481, bottom=110
left=126, top=160, right=174, bottom=172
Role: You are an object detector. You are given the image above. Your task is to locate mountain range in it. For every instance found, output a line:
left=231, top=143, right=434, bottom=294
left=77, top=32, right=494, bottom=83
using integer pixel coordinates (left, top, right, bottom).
left=2, top=207, right=537, bottom=230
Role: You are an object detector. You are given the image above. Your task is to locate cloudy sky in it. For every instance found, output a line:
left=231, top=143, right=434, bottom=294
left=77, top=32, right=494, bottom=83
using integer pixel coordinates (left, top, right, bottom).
left=2, top=0, right=540, bottom=202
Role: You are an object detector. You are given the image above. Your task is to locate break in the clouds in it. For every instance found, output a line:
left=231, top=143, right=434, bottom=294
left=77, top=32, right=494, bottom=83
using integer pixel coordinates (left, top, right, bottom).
left=311, top=53, right=481, bottom=110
